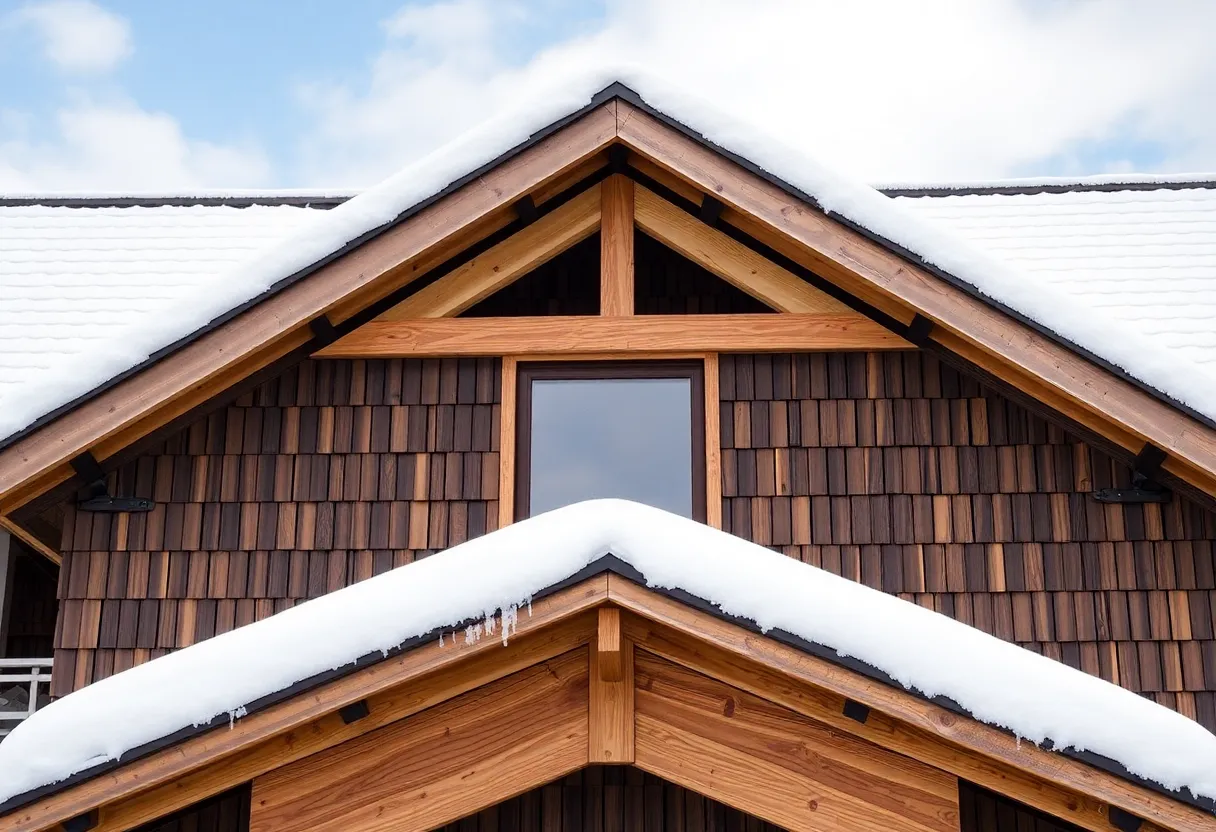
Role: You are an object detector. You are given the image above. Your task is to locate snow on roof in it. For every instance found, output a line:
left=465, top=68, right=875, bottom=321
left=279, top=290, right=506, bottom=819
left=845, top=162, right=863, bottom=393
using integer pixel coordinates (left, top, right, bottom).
left=0, top=499, right=1213, bottom=808
left=3, top=73, right=1216, bottom=445
left=894, top=186, right=1216, bottom=373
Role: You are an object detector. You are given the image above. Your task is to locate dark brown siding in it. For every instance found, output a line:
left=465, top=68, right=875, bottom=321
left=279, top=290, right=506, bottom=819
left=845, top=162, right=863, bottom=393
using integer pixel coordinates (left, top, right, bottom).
left=720, top=352, right=1216, bottom=732
left=635, top=231, right=772, bottom=315
left=463, top=234, right=599, bottom=316
left=135, top=785, right=249, bottom=832
left=959, top=782, right=1083, bottom=832
left=434, top=767, right=784, bottom=831
left=52, top=358, right=501, bottom=696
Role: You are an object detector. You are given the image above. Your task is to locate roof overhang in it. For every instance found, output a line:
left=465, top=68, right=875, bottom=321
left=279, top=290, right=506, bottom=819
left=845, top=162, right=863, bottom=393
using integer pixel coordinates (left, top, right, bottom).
left=1, top=559, right=1211, bottom=832
left=4, top=85, right=1216, bottom=529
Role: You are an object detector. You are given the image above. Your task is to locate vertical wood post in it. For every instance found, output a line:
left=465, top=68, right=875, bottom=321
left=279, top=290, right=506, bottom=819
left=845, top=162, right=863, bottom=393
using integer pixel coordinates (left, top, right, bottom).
left=497, top=358, right=518, bottom=530
left=589, top=606, right=634, bottom=763
left=703, top=354, right=723, bottom=529
left=600, top=175, right=635, bottom=317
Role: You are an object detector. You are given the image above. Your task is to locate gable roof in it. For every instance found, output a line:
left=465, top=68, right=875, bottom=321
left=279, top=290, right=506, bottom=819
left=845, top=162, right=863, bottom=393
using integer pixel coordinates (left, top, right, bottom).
left=1, top=500, right=1214, bottom=831
left=5, top=78, right=1216, bottom=518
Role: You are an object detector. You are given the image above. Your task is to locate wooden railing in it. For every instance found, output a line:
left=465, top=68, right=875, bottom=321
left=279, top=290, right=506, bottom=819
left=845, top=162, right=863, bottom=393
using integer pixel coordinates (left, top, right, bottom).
left=0, top=658, right=52, bottom=737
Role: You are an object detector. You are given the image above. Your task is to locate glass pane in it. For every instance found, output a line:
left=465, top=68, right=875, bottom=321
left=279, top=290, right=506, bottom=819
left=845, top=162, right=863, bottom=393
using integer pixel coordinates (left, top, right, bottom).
left=529, top=377, right=693, bottom=517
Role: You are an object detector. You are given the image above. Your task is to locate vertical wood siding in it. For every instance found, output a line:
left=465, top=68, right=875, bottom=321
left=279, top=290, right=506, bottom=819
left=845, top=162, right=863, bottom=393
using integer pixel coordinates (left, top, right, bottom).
left=719, top=352, right=1216, bottom=733
left=134, top=785, right=249, bottom=832
left=52, top=358, right=501, bottom=696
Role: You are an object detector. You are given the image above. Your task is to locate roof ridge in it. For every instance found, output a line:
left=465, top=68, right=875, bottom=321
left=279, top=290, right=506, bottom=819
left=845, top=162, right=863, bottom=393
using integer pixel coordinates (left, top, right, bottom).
left=881, top=175, right=1216, bottom=198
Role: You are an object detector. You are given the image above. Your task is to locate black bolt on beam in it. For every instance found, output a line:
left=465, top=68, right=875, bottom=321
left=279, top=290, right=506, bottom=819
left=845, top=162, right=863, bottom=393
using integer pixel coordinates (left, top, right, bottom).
left=309, top=314, right=339, bottom=348
left=512, top=194, right=538, bottom=225
left=906, top=314, right=935, bottom=347
left=607, top=143, right=630, bottom=173
left=699, top=195, right=724, bottom=227
left=842, top=699, right=870, bottom=724
left=339, top=699, right=370, bottom=724
left=1107, top=806, right=1142, bottom=832
left=63, top=811, right=98, bottom=832
left=1133, top=442, right=1167, bottom=479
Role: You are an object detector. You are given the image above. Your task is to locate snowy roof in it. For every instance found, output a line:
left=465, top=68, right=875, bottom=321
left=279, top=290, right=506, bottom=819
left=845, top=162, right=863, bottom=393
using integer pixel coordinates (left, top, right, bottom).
left=3, top=76, right=1216, bottom=445
left=0, top=499, right=1213, bottom=811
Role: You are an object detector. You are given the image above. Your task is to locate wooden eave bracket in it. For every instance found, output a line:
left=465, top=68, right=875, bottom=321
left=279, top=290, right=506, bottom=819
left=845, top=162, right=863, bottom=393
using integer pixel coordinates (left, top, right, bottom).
left=589, top=605, right=634, bottom=764
left=0, top=514, right=61, bottom=567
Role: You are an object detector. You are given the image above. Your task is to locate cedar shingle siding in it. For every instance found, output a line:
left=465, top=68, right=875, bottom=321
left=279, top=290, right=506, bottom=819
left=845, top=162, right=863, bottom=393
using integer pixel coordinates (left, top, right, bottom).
left=720, top=352, right=1216, bottom=733
left=52, top=357, right=502, bottom=696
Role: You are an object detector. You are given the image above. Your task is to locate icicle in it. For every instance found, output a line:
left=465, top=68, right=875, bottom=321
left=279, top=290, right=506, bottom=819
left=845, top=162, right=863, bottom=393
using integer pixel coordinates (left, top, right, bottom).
left=500, top=604, right=519, bottom=646
left=484, top=610, right=496, bottom=635
left=439, top=630, right=444, bottom=647
left=464, top=622, right=483, bottom=644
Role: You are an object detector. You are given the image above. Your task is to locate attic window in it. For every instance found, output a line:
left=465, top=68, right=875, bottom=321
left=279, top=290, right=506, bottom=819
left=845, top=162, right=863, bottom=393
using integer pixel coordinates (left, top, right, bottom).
left=515, top=362, right=705, bottom=521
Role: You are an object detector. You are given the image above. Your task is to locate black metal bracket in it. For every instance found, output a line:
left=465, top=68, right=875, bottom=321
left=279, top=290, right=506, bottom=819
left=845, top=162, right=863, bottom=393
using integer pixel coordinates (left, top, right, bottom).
left=607, top=143, right=630, bottom=173
left=339, top=699, right=370, bottom=724
left=512, top=194, right=538, bottom=225
left=308, top=314, right=339, bottom=348
left=842, top=699, right=870, bottom=724
left=699, top=195, right=724, bottom=227
left=1107, top=805, right=1142, bottom=832
left=1133, top=442, right=1167, bottom=479
left=70, top=452, right=154, bottom=513
left=1094, top=443, right=1172, bottom=504
left=63, top=810, right=98, bottom=832
left=906, top=314, right=935, bottom=347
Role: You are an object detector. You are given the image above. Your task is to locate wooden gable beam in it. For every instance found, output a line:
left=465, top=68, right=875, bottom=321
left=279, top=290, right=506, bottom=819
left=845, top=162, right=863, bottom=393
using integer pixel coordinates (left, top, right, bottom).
left=614, top=101, right=1216, bottom=500
left=600, top=174, right=635, bottom=316
left=634, top=183, right=851, bottom=315
left=609, top=576, right=1216, bottom=832
left=315, top=313, right=909, bottom=358
left=635, top=650, right=959, bottom=832
left=249, top=649, right=590, bottom=832
left=0, top=105, right=618, bottom=515
left=589, top=607, right=634, bottom=764
left=0, top=516, right=60, bottom=567
left=375, top=183, right=602, bottom=321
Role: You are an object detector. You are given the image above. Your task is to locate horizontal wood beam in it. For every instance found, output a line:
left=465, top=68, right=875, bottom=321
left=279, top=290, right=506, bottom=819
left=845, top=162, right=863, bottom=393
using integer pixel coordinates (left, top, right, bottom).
left=377, top=183, right=602, bottom=321
left=250, top=649, right=590, bottom=832
left=634, top=184, right=850, bottom=315
left=609, top=576, right=1216, bottom=832
left=0, top=580, right=606, bottom=832
left=316, top=313, right=910, bottom=358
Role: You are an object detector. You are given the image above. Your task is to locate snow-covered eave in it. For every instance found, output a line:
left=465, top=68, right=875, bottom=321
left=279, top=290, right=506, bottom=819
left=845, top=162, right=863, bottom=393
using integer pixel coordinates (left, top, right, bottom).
left=877, top=171, right=1216, bottom=197
left=4, top=551, right=1215, bottom=819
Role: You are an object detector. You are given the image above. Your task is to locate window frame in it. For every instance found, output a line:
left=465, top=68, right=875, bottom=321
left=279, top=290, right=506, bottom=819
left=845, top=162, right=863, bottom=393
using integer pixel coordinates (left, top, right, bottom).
left=513, top=360, right=707, bottom=523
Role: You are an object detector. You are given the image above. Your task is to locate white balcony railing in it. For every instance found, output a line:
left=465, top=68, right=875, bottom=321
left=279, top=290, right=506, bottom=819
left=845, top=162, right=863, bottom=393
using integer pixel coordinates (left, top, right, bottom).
left=0, top=658, right=52, bottom=738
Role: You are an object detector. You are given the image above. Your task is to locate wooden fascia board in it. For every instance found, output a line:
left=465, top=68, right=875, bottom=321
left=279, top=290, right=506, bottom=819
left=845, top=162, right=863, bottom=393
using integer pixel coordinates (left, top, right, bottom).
left=0, top=579, right=607, bottom=832
left=633, top=183, right=852, bottom=315
left=0, top=103, right=619, bottom=514
left=374, top=182, right=603, bottom=321
left=615, top=101, right=1216, bottom=497
left=607, top=575, right=1215, bottom=832
left=313, top=313, right=910, bottom=358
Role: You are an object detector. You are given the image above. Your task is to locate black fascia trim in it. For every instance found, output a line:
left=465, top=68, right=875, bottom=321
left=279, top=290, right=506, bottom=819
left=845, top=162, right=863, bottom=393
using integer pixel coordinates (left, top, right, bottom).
left=598, top=84, right=1216, bottom=434
left=0, top=91, right=617, bottom=456
left=881, top=179, right=1216, bottom=198
left=2, top=554, right=1213, bottom=817
left=0, top=195, right=352, bottom=209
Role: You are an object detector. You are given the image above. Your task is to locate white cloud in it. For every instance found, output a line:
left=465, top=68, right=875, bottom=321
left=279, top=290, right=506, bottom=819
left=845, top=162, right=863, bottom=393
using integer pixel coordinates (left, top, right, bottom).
left=295, top=0, right=1216, bottom=185
left=0, top=99, right=271, bottom=192
left=13, top=0, right=132, bottom=74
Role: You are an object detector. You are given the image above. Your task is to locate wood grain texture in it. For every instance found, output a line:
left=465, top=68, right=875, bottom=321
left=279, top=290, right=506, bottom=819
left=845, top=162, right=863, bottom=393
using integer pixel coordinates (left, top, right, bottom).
left=498, top=357, right=517, bottom=529
left=601, top=175, right=635, bottom=316
left=317, top=314, right=910, bottom=358
left=616, top=101, right=1216, bottom=499
left=703, top=353, right=723, bottom=529
left=1, top=582, right=604, bottom=832
left=249, top=649, right=590, bottom=832
left=634, top=651, right=959, bottom=832
left=590, top=609, right=635, bottom=765
left=378, top=184, right=602, bottom=320
left=715, top=352, right=1216, bottom=736
left=0, top=515, right=60, bottom=565
left=635, top=184, right=849, bottom=315
left=0, top=103, right=618, bottom=514
left=612, top=576, right=1216, bottom=832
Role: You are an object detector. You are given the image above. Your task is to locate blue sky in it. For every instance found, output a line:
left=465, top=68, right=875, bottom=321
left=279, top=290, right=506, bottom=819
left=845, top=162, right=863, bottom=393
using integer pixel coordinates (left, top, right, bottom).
left=1, top=0, right=1213, bottom=190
